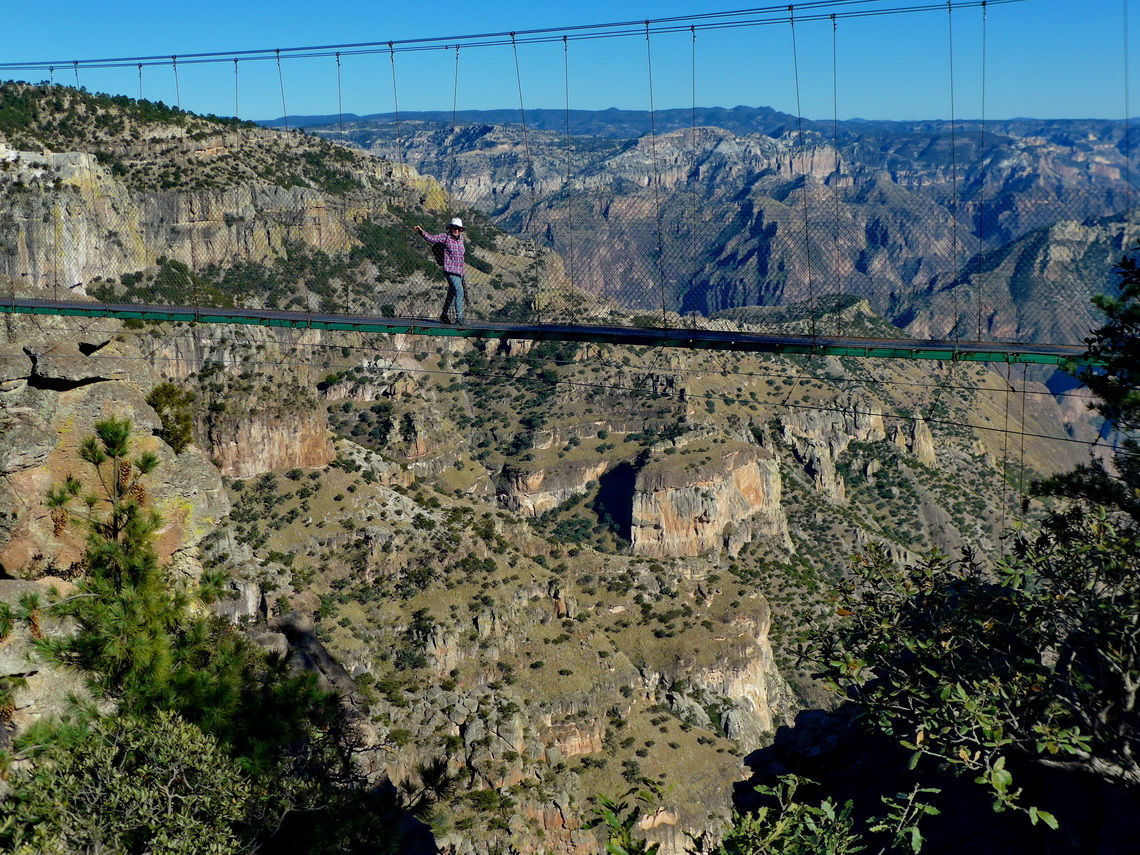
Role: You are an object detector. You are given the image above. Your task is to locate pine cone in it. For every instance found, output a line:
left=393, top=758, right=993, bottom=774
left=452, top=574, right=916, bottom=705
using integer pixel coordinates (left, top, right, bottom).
left=118, top=459, right=132, bottom=490
left=50, top=507, right=68, bottom=537
left=129, top=482, right=148, bottom=506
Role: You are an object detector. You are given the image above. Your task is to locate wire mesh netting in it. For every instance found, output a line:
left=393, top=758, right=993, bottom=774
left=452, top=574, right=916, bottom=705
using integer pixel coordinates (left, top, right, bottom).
left=3, top=89, right=1132, bottom=349
left=0, top=0, right=1134, bottom=350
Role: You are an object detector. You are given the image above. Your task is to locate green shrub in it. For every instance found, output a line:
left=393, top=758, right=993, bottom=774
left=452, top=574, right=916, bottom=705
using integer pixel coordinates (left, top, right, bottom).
left=145, top=382, right=196, bottom=454
left=0, top=711, right=251, bottom=854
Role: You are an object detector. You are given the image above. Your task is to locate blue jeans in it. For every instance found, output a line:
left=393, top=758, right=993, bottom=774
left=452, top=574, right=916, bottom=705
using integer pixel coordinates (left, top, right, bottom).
left=442, top=273, right=465, bottom=323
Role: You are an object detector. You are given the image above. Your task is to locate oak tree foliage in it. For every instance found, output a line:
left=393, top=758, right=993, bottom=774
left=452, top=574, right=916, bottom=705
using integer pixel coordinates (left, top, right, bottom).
left=809, top=255, right=1140, bottom=824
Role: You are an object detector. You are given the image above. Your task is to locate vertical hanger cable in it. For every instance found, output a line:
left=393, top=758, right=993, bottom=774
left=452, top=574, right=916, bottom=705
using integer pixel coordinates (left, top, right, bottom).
left=644, top=21, right=668, bottom=329
left=276, top=49, right=289, bottom=131
left=388, top=43, right=404, bottom=166
left=563, top=36, right=576, bottom=307
left=790, top=5, right=816, bottom=340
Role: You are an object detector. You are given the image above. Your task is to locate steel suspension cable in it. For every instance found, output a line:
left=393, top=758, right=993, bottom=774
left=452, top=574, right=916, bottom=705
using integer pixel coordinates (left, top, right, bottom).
left=790, top=5, right=816, bottom=340
left=172, top=55, right=182, bottom=112
left=172, top=55, right=187, bottom=150
left=68, top=58, right=102, bottom=308
left=170, top=54, right=195, bottom=293
left=52, top=138, right=62, bottom=302
left=563, top=36, right=576, bottom=303
left=336, top=52, right=344, bottom=137
left=690, top=25, right=700, bottom=330
left=447, top=45, right=460, bottom=196
left=511, top=33, right=541, bottom=322
left=1125, top=0, right=1133, bottom=250
left=999, top=358, right=1012, bottom=555
left=644, top=21, right=668, bottom=328
left=510, top=34, right=538, bottom=235
left=1017, top=362, right=1028, bottom=521
left=6, top=2, right=1025, bottom=73
left=232, top=60, right=241, bottom=196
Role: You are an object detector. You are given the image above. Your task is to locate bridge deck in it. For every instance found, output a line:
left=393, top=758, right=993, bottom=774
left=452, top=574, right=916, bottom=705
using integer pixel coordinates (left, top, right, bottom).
left=1, top=298, right=1093, bottom=366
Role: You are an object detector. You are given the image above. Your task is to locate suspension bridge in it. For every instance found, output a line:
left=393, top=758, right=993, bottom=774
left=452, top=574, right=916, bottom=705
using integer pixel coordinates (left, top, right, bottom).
left=0, top=0, right=1130, bottom=367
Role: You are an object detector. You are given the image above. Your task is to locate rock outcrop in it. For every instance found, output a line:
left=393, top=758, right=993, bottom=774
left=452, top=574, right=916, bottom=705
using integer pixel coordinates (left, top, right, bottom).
left=640, top=597, right=796, bottom=753
left=205, top=410, right=333, bottom=478
left=0, top=318, right=229, bottom=579
left=497, top=459, right=610, bottom=517
left=780, top=394, right=887, bottom=501
left=0, top=578, right=94, bottom=749
left=631, top=439, right=788, bottom=558
left=0, top=137, right=405, bottom=295
left=892, top=410, right=936, bottom=467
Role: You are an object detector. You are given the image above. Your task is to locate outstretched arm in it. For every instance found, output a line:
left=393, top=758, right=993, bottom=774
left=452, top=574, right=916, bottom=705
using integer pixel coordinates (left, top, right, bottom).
left=414, top=225, right=445, bottom=244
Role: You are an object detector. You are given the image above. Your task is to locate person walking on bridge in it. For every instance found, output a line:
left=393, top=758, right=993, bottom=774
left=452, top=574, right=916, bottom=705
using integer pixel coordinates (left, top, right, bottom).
left=414, top=217, right=467, bottom=324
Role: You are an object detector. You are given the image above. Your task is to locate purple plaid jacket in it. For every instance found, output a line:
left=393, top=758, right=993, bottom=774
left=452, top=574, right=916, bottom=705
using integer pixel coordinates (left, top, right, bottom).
left=421, top=232, right=466, bottom=276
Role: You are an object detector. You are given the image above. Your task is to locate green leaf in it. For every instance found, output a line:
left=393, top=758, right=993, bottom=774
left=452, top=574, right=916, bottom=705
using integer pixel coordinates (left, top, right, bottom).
left=992, top=768, right=1013, bottom=792
left=1029, top=808, right=1059, bottom=830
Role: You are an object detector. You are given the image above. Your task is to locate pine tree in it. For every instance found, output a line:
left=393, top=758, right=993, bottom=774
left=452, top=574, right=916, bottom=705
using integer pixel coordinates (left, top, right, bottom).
left=28, top=418, right=425, bottom=851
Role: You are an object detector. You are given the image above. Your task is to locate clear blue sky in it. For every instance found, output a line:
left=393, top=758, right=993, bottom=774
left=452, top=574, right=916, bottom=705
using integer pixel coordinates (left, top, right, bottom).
left=1, top=0, right=1135, bottom=123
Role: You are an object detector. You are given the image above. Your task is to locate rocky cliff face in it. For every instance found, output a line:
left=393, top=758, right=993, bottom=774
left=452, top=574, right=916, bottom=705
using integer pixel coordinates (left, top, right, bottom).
left=632, top=438, right=788, bottom=558
left=640, top=595, right=796, bottom=752
left=498, top=458, right=611, bottom=517
left=0, top=139, right=411, bottom=298
left=697, top=603, right=797, bottom=746
left=0, top=317, right=229, bottom=580
left=205, top=410, right=333, bottom=478
left=892, top=410, right=936, bottom=467
left=0, top=578, right=95, bottom=749
left=779, top=394, right=887, bottom=502
left=904, top=212, right=1134, bottom=346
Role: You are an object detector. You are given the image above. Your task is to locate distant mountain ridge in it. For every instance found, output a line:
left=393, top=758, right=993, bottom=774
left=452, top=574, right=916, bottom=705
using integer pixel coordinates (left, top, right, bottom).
left=299, top=106, right=1137, bottom=344
left=264, top=104, right=1139, bottom=145
left=260, top=105, right=801, bottom=138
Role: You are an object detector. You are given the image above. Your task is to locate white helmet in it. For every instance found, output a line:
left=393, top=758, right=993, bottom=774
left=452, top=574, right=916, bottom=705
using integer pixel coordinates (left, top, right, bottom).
left=449, top=217, right=465, bottom=230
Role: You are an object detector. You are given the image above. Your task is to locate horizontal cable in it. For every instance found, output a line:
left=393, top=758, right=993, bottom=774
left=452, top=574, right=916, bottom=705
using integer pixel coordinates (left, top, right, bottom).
left=0, top=0, right=1024, bottom=72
